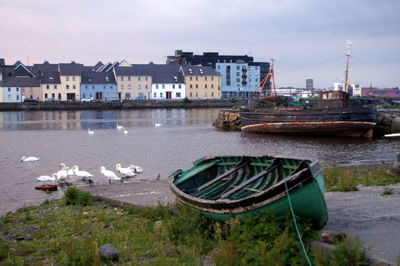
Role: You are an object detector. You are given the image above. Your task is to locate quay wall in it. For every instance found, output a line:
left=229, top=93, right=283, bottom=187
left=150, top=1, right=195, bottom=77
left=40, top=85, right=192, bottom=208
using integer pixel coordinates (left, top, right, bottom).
left=0, top=99, right=247, bottom=111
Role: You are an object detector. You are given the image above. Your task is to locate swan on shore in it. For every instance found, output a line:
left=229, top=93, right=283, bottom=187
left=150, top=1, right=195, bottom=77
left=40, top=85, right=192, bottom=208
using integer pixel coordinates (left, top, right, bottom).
left=116, top=124, right=124, bottom=130
left=115, top=163, right=136, bottom=177
left=123, top=128, right=128, bottom=134
left=128, top=164, right=143, bottom=173
left=21, top=156, right=40, bottom=162
left=100, top=166, right=122, bottom=184
left=72, top=165, right=93, bottom=180
left=56, top=163, right=68, bottom=183
left=88, top=128, right=95, bottom=135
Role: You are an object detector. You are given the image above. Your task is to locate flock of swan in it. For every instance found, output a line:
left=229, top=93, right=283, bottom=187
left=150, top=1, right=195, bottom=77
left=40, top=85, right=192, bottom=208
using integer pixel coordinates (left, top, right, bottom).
left=32, top=162, right=143, bottom=185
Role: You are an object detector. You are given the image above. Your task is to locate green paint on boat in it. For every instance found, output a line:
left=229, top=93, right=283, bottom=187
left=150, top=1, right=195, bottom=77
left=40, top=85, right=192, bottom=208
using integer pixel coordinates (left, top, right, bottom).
left=168, top=155, right=328, bottom=229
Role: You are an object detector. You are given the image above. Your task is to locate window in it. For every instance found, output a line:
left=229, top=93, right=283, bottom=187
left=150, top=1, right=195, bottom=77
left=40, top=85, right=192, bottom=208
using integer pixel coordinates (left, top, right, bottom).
left=58, top=93, right=61, bottom=100
left=172, top=84, right=175, bottom=89
left=110, top=86, right=113, bottom=89
left=196, top=92, right=198, bottom=97
left=195, top=76, right=198, bottom=81
left=7, top=88, right=10, bottom=92
left=237, top=72, right=240, bottom=76
left=92, top=85, right=95, bottom=89
left=54, top=85, right=57, bottom=89
left=138, top=77, right=141, bottom=81
left=145, top=76, right=148, bottom=81
left=205, top=92, right=208, bottom=97
left=153, top=92, right=156, bottom=97
left=16, top=95, right=19, bottom=101
left=178, top=84, right=181, bottom=89
left=211, top=76, right=214, bottom=81
left=145, top=85, right=148, bottom=89
left=128, top=84, right=131, bottom=89
left=85, top=85, right=88, bottom=89
left=205, top=76, right=207, bottom=81
left=128, top=76, right=131, bottom=81
left=190, top=76, right=192, bottom=81
left=121, top=76, right=124, bottom=81
left=66, top=76, right=69, bottom=81
left=103, top=85, right=106, bottom=89
left=176, top=92, right=181, bottom=97
left=217, top=65, right=220, bottom=69
left=82, top=93, right=86, bottom=98
left=66, top=85, right=69, bottom=89
left=126, top=93, right=131, bottom=98
left=211, top=84, right=214, bottom=89
left=45, top=93, right=48, bottom=98
left=205, top=84, right=208, bottom=89
left=73, top=85, right=76, bottom=89
left=211, top=92, right=214, bottom=97
left=237, top=78, right=240, bottom=82
left=139, top=92, right=144, bottom=98
left=190, top=92, right=192, bottom=97
left=52, top=93, right=55, bottom=98
left=162, top=84, right=165, bottom=89
left=195, top=84, right=198, bottom=89
left=190, top=84, right=192, bottom=89
left=46, top=85, right=50, bottom=89
left=156, top=84, right=159, bottom=89
left=236, top=66, right=240, bottom=70
left=72, top=76, right=76, bottom=81
left=160, top=92, right=163, bottom=97
left=138, top=84, right=141, bottom=89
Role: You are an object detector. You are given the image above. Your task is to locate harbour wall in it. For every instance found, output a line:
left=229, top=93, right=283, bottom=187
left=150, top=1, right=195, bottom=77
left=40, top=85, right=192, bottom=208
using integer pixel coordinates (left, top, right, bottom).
left=0, top=99, right=248, bottom=111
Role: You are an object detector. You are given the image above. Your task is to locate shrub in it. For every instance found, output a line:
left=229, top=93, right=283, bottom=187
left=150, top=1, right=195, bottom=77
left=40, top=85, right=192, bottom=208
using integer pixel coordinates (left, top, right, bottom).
left=328, top=236, right=367, bottom=266
left=183, top=97, right=192, bottom=103
left=0, top=238, right=9, bottom=261
left=64, top=187, right=92, bottom=206
left=77, top=192, right=93, bottom=206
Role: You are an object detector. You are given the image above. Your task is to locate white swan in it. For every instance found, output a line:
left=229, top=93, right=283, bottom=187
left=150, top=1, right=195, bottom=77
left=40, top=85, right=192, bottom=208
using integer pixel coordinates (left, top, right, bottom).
left=128, top=164, right=143, bottom=173
left=56, top=164, right=68, bottom=183
left=100, top=166, right=122, bottom=184
left=66, top=167, right=76, bottom=176
left=115, top=163, right=136, bottom=177
left=21, top=156, right=40, bottom=162
left=88, top=128, right=95, bottom=135
left=36, top=174, right=57, bottom=183
left=155, top=123, right=162, bottom=127
left=116, top=124, right=124, bottom=130
left=123, top=127, right=128, bottom=134
left=72, top=165, right=93, bottom=180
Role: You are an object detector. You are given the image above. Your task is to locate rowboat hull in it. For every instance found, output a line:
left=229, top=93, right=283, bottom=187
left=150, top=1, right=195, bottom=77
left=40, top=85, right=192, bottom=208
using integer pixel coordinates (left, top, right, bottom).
left=35, top=184, right=59, bottom=191
left=169, top=156, right=328, bottom=229
left=240, top=107, right=377, bottom=137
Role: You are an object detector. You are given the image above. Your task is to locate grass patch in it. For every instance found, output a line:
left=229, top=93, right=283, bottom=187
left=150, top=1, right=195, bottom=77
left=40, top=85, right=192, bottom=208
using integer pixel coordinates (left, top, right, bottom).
left=324, top=164, right=400, bottom=191
left=382, top=187, right=394, bottom=196
left=0, top=199, right=372, bottom=265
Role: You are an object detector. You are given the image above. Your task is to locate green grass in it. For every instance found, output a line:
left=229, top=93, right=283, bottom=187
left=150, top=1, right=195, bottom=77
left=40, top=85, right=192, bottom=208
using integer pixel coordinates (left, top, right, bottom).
left=324, top=164, right=400, bottom=192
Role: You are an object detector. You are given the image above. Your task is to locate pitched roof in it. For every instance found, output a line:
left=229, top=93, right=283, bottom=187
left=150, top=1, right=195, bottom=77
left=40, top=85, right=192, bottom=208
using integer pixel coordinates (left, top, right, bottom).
left=114, top=65, right=152, bottom=76
left=2, top=76, right=40, bottom=87
left=40, top=71, right=61, bottom=84
left=179, top=65, right=220, bottom=76
left=59, top=62, right=84, bottom=75
left=81, top=71, right=116, bottom=84
left=147, top=64, right=184, bottom=84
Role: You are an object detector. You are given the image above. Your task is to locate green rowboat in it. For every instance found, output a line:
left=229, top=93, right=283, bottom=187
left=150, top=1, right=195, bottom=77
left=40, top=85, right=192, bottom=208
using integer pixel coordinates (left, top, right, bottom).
left=168, top=155, right=328, bottom=229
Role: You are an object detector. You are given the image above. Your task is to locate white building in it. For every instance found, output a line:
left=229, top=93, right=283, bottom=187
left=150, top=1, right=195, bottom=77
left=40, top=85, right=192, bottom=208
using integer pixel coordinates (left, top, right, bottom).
left=149, top=65, right=185, bottom=99
left=334, top=82, right=361, bottom=96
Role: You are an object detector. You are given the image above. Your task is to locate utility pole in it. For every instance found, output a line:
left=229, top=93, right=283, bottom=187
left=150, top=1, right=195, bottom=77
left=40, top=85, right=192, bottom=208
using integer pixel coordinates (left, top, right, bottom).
left=344, top=40, right=352, bottom=93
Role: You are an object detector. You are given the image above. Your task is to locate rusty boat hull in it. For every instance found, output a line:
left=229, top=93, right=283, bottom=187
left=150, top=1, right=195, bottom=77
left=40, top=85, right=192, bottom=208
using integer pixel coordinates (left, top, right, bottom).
left=240, top=107, right=377, bottom=137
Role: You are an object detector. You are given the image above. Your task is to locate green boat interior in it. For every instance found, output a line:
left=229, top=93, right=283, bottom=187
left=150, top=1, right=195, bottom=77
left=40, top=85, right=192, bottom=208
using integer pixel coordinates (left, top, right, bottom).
left=172, top=156, right=310, bottom=201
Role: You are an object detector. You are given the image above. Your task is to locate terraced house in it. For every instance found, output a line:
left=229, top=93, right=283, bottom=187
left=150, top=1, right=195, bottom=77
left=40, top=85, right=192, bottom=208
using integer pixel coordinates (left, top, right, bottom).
left=31, top=62, right=61, bottom=101
left=114, top=65, right=152, bottom=100
left=80, top=72, right=117, bottom=101
left=149, top=64, right=185, bottom=99
left=59, top=62, right=84, bottom=101
left=180, top=65, right=220, bottom=99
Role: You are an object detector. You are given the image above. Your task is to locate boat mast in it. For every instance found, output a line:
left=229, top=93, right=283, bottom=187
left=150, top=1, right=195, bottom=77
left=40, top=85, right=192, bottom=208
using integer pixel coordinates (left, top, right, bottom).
left=270, top=58, right=276, bottom=96
left=344, top=40, right=352, bottom=93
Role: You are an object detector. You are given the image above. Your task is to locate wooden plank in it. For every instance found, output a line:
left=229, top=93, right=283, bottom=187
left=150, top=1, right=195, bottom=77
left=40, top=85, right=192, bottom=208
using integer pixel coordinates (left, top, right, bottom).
left=220, top=159, right=281, bottom=199
left=175, top=160, right=219, bottom=186
left=195, top=157, right=252, bottom=193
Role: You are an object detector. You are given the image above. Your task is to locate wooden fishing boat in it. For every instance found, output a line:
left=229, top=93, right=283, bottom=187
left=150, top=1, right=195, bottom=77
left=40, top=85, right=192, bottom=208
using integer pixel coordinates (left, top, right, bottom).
left=168, top=155, right=328, bottom=229
left=35, top=184, right=59, bottom=191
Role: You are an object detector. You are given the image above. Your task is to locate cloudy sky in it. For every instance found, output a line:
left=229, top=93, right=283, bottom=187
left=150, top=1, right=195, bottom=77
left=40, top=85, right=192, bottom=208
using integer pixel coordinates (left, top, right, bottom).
left=1, top=0, right=399, bottom=88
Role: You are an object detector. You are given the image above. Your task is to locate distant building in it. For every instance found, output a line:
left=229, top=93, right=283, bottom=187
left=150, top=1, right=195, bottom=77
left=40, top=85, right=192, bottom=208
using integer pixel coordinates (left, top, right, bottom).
left=306, top=79, right=313, bottom=90
left=333, top=82, right=361, bottom=96
left=167, top=50, right=269, bottom=98
left=180, top=65, right=220, bottom=99
left=114, top=64, right=153, bottom=100
left=31, top=61, right=61, bottom=101
left=362, top=87, right=400, bottom=98
left=80, top=72, right=117, bottom=101
left=59, top=62, right=84, bottom=101
left=150, top=64, right=185, bottom=100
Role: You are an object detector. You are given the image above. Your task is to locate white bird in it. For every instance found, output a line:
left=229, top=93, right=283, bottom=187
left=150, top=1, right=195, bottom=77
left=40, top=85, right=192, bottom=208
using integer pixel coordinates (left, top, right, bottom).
left=36, top=174, right=57, bottom=183
left=115, top=163, right=136, bottom=177
left=155, top=123, right=162, bottom=127
left=66, top=167, right=76, bottom=176
left=21, top=156, right=40, bottom=162
left=72, top=165, right=93, bottom=180
left=123, top=127, right=128, bottom=134
left=88, top=128, right=95, bottom=135
left=56, top=163, right=68, bottom=183
left=100, top=166, right=122, bottom=184
left=128, top=164, right=143, bottom=173
left=116, top=124, right=124, bottom=130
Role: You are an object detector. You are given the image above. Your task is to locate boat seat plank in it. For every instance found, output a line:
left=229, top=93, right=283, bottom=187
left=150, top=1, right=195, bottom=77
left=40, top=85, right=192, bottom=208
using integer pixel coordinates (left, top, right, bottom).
left=243, top=187, right=263, bottom=193
left=175, top=160, right=219, bottom=186
left=195, top=157, right=252, bottom=193
left=220, top=159, right=281, bottom=199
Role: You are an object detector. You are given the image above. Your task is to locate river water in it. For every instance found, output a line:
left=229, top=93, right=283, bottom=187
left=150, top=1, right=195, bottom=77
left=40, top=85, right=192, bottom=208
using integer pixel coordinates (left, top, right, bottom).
left=0, top=108, right=398, bottom=216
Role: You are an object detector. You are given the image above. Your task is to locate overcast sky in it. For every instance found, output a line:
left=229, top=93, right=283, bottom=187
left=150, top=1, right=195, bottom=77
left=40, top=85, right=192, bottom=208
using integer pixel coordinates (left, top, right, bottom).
left=1, top=0, right=399, bottom=88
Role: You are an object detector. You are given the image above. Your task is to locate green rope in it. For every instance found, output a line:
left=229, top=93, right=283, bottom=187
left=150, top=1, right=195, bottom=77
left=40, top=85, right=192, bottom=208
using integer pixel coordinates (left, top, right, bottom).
left=284, top=179, right=313, bottom=266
